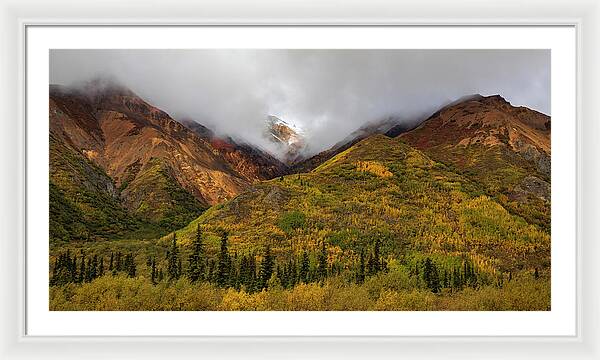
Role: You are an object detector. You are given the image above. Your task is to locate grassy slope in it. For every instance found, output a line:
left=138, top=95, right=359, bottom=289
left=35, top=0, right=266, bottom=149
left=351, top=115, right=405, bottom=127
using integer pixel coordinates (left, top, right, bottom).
left=171, top=134, right=549, bottom=275
left=49, top=134, right=155, bottom=242
left=50, top=134, right=205, bottom=242
left=50, top=134, right=551, bottom=310
left=408, top=143, right=550, bottom=231
left=121, top=158, right=207, bottom=231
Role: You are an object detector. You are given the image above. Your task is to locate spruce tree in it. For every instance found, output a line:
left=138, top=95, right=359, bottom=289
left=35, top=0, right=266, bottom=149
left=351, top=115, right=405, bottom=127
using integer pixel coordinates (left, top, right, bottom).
left=187, top=224, right=205, bottom=282
left=216, top=231, right=230, bottom=287
left=85, top=257, right=92, bottom=283
left=115, top=252, right=122, bottom=273
left=317, top=241, right=327, bottom=282
left=78, top=255, right=85, bottom=283
left=423, top=258, right=440, bottom=293
left=259, top=244, right=274, bottom=290
left=238, top=255, right=250, bottom=290
left=70, top=254, right=77, bottom=283
left=151, top=257, right=157, bottom=284
left=127, top=254, right=136, bottom=278
left=299, top=251, right=310, bottom=283
left=167, top=233, right=180, bottom=281
left=91, top=255, right=98, bottom=280
left=98, top=256, right=104, bottom=277
left=373, top=238, right=381, bottom=273
left=357, top=250, right=365, bottom=284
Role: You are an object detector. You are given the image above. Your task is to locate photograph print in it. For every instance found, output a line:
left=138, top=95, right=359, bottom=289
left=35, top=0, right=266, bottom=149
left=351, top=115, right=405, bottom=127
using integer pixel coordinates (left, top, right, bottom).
left=48, top=49, right=551, bottom=311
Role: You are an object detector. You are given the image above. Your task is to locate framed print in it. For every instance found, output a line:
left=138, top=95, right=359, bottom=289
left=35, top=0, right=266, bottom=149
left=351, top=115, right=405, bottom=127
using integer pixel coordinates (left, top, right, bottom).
left=1, top=0, right=599, bottom=359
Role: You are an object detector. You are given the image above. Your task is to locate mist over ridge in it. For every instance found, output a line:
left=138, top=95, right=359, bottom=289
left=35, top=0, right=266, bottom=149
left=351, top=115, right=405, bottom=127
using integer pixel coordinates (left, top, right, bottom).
left=50, top=49, right=550, bottom=160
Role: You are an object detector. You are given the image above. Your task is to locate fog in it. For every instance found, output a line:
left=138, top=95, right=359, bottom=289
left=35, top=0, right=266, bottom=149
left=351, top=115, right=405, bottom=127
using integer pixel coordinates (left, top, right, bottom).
left=50, top=49, right=550, bottom=158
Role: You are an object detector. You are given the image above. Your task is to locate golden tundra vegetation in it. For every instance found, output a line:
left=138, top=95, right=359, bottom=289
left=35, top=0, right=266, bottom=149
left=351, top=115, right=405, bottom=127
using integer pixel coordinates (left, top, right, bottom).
left=50, top=134, right=550, bottom=311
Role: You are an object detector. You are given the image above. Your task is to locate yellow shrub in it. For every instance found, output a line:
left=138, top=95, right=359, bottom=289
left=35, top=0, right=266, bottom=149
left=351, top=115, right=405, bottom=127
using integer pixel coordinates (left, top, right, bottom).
left=355, top=161, right=393, bottom=178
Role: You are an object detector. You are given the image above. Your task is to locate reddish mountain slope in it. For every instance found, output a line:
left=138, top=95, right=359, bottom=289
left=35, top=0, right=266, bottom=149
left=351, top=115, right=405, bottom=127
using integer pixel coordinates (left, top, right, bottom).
left=50, top=82, right=288, bottom=235
left=399, top=94, right=551, bottom=229
left=180, top=119, right=288, bottom=182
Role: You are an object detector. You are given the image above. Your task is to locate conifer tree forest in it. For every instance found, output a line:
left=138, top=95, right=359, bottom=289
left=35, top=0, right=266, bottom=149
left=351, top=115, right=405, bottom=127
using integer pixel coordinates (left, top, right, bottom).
left=48, top=99, right=551, bottom=311
left=50, top=219, right=549, bottom=311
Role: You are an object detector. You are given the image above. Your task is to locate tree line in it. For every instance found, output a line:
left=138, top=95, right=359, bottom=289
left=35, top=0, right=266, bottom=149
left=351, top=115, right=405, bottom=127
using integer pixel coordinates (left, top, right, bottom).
left=50, top=250, right=136, bottom=286
left=159, top=225, right=388, bottom=292
left=50, top=225, right=390, bottom=291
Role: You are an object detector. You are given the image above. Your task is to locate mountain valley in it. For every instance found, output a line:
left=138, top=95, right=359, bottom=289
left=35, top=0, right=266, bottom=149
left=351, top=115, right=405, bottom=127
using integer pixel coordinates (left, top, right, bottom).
left=49, top=85, right=552, bottom=311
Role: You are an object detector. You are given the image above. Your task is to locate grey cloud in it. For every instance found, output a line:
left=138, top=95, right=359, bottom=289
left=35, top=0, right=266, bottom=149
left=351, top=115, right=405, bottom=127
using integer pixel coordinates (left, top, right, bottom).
left=50, top=49, right=550, bottom=158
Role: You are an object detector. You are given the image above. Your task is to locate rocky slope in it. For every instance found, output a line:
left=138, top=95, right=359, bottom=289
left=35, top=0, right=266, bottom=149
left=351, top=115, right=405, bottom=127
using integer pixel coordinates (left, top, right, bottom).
left=49, top=82, right=285, bottom=239
left=399, top=94, right=551, bottom=229
left=180, top=119, right=288, bottom=182
left=265, top=115, right=306, bottom=164
left=174, top=133, right=550, bottom=277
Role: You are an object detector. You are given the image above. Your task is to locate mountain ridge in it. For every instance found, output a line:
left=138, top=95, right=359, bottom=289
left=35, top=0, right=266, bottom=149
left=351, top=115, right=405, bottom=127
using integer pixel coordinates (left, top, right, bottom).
left=49, top=82, right=286, bottom=239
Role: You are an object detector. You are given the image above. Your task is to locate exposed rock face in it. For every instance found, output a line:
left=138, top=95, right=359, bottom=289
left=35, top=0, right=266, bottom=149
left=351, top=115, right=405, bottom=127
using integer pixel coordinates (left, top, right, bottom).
left=512, top=175, right=550, bottom=203
left=49, top=82, right=286, bottom=229
left=401, top=94, right=550, bottom=158
left=265, top=115, right=306, bottom=164
left=180, top=119, right=288, bottom=182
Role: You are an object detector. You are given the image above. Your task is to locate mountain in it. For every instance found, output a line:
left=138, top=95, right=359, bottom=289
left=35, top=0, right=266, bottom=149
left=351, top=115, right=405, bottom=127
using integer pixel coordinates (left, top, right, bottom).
left=399, top=94, right=550, bottom=230
left=49, top=81, right=284, bottom=240
left=291, top=117, right=412, bottom=173
left=180, top=119, right=288, bottom=182
left=265, top=115, right=306, bottom=164
left=50, top=91, right=551, bottom=310
left=173, top=133, right=549, bottom=277
left=170, top=93, right=550, bottom=279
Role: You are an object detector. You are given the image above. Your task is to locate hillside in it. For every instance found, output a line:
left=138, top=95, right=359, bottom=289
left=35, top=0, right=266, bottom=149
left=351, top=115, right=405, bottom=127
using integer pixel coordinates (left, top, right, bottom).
left=291, top=117, right=411, bottom=173
left=180, top=119, right=288, bottom=182
left=49, top=82, right=284, bottom=240
left=399, top=94, right=551, bottom=230
left=49, top=92, right=551, bottom=311
left=172, top=134, right=549, bottom=276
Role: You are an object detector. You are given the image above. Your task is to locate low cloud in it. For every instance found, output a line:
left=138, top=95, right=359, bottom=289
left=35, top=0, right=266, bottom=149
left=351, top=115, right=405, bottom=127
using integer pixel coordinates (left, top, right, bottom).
left=50, top=49, right=550, bottom=157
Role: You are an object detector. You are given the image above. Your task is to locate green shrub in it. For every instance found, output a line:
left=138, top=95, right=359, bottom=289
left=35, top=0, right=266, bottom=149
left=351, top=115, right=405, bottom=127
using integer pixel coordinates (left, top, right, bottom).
left=277, top=211, right=306, bottom=233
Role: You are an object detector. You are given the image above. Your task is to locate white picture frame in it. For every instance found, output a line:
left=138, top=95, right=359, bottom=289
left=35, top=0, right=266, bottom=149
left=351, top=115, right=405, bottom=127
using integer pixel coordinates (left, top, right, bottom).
left=1, top=0, right=599, bottom=358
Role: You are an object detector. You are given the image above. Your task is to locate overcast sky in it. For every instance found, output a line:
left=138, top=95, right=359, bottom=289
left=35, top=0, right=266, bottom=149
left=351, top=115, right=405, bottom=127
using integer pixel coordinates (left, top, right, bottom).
left=50, top=49, right=550, bottom=157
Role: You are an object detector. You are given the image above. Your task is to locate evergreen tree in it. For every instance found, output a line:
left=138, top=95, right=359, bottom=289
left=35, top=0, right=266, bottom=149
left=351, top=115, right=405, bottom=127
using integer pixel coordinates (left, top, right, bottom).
left=115, top=252, right=122, bottom=273
left=317, top=240, right=328, bottom=282
left=187, top=224, right=205, bottom=282
left=78, top=255, right=85, bottom=283
left=126, top=254, right=136, bottom=277
left=357, top=250, right=365, bottom=283
left=98, top=256, right=104, bottom=277
left=167, top=233, right=180, bottom=281
left=70, top=253, right=77, bottom=283
left=299, top=251, right=310, bottom=283
left=373, top=238, right=381, bottom=273
left=452, top=266, right=461, bottom=291
left=178, top=257, right=182, bottom=279
left=216, top=231, right=230, bottom=287
left=259, top=244, right=275, bottom=289
left=85, top=257, right=92, bottom=282
left=91, top=255, right=98, bottom=280
left=238, top=255, right=250, bottom=290
left=288, top=258, right=297, bottom=288
left=423, top=258, right=440, bottom=293
left=109, top=252, right=114, bottom=271
left=151, top=257, right=157, bottom=284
